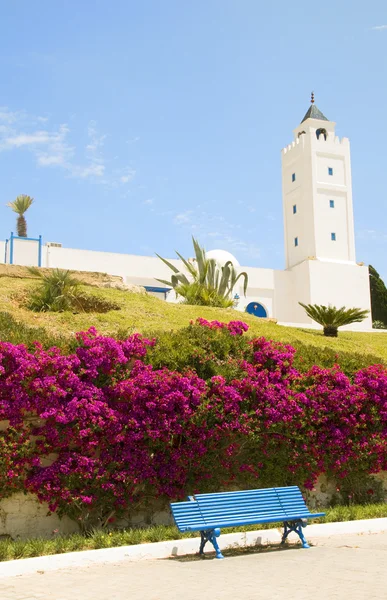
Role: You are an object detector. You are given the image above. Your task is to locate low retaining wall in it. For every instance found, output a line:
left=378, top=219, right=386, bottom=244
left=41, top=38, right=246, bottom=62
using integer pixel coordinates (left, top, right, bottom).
left=2, top=416, right=387, bottom=540
left=0, top=493, right=174, bottom=540
left=0, top=493, right=79, bottom=540
left=1, top=472, right=387, bottom=540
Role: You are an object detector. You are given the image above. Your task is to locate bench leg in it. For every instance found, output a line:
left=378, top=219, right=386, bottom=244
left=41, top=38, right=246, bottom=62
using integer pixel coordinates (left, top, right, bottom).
left=281, top=520, right=309, bottom=549
left=199, top=531, right=207, bottom=555
left=199, top=528, right=224, bottom=559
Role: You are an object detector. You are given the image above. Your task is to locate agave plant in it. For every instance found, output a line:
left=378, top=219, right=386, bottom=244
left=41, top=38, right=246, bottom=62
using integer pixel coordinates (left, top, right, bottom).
left=156, top=238, right=248, bottom=307
left=27, top=268, right=85, bottom=312
left=7, top=195, right=34, bottom=237
left=27, top=268, right=121, bottom=314
left=299, top=302, right=369, bottom=337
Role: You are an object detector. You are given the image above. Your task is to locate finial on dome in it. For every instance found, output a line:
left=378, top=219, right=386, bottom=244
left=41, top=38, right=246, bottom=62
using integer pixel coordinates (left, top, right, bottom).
left=311, top=91, right=315, bottom=104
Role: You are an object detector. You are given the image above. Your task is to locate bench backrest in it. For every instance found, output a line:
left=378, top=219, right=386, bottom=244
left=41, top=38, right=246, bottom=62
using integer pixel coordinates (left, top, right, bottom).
left=170, top=499, right=207, bottom=532
left=171, top=486, right=311, bottom=532
left=193, top=486, right=309, bottom=525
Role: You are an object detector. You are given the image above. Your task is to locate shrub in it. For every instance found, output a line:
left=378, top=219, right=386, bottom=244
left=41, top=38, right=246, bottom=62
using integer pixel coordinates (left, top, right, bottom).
left=0, top=312, right=76, bottom=353
left=369, top=265, right=387, bottom=327
left=373, top=320, right=387, bottom=330
left=291, top=340, right=382, bottom=376
left=147, top=319, right=382, bottom=379
left=0, top=427, right=32, bottom=499
left=146, top=318, right=251, bottom=381
left=27, top=268, right=120, bottom=314
left=1, top=318, right=387, bottom=532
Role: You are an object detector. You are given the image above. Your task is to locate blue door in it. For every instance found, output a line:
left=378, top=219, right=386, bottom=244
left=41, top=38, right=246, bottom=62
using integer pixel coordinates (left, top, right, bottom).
left=245, top=302, right=267, bottom=318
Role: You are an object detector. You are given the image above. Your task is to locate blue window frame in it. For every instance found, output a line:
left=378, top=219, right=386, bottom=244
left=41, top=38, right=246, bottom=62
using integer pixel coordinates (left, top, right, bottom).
left=328, top=167, right=333, bottom=176
left=292, top=173, right=296, bottom=182
left=294, top=237, right=298, bottom=247
left=331, top=232, right=336, bottom=241
left=293, top=204, right=297, bottom=214
left=329, top=199, right=335, bottom=208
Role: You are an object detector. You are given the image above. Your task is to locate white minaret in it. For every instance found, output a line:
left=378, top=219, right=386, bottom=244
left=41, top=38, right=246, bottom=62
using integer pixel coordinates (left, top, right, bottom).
left=281, top=93, right=356, bottom=270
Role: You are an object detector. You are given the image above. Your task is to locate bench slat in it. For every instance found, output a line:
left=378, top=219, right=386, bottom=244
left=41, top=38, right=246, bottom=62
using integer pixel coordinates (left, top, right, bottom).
left=193, top=486, right=300, bottom=498
left=198, top=500, right=284, bottom=511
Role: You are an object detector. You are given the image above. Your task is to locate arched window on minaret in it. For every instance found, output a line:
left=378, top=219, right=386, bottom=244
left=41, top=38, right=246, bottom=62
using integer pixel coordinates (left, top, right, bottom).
left=316, top=128, right=327, bottom=140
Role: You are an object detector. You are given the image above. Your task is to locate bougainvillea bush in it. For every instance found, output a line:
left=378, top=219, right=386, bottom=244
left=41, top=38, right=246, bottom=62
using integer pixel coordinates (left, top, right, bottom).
left=1, top=318, right=387, bottom=531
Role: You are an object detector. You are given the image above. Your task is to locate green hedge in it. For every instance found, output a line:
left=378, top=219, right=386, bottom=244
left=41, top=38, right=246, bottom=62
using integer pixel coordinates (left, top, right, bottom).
left=0, top=312, right=383, bottom=375
left=146, top=324, right=383, bottom=378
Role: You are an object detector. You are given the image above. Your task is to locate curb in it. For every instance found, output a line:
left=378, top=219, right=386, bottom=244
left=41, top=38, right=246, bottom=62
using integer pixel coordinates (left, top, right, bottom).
left=1, top=517, right=387, bottom=579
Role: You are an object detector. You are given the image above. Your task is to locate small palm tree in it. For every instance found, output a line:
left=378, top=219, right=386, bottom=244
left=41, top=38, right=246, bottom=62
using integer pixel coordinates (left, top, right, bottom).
left=156, top=238, right=248, bottom=307
left=299, top=302, right=369, bottom=337
left=7, top=195, right=34, bottom=237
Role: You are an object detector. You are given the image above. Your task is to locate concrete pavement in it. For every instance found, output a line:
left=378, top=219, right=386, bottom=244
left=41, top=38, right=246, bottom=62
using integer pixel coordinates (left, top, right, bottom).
left=2, top=531, right=387, bottom=600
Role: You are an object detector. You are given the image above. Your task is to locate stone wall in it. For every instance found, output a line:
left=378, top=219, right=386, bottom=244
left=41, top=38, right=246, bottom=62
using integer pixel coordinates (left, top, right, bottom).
left=1, top=472, right=387, bottom=540
left=0, top=493, right=79, bottom=540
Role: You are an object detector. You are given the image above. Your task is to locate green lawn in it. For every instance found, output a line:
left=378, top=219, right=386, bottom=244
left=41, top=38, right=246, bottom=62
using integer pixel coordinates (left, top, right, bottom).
left=0, top=269, right=386, bottom=362
left=0, top=264, right=386, bottom=364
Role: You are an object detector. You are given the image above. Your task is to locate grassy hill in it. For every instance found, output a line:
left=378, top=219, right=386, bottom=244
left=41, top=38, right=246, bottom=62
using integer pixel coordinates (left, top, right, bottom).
left=0, top=264, right=386, bottom=366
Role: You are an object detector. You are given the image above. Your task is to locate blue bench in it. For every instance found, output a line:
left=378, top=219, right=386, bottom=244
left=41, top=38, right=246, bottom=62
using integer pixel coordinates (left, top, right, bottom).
left=170, top=486, right=325, bottom=559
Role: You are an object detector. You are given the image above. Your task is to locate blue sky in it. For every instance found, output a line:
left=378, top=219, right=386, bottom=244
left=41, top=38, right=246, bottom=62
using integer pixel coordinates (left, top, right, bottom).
left=0, top=1, right=386, bottom=277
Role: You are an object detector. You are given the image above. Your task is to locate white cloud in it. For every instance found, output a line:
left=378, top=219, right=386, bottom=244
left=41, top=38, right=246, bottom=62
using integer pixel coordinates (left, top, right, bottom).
left=0, top=109, right=137, bottom=186
left=371, top=25, right=387, bottom=30
left=170, top=207, right=261, bottom=262
left=0, top=107, right=25, bottom=125
left=143, top=198, right=154, bottom=205
left=70, top=164, right=105, bottom=178
left=357, top=229, right=387, bottom=241
left=86, top=121, right=106, bottom=155
left=35, top=124, right=74, bottom=169
left=174, top=211, right=193, bottom=225
left=120, top=167, right=136, bottom=184
left=37, top=154, right=66, bottom=166
left=4, top=131, right=53, bottom=147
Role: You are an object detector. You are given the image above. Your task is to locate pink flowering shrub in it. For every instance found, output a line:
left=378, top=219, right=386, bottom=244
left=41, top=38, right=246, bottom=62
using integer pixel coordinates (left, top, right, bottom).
left=195, top=317, right=249, bottom=336
left=1, top=319, right=387, bottom=530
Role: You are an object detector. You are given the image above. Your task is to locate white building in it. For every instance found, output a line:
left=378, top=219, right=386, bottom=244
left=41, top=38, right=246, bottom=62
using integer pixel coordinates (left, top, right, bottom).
left=0, top=98, right=372, bottom=329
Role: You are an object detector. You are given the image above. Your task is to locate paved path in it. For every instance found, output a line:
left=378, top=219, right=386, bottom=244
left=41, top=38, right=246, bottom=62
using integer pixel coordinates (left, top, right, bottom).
left=2, top=532, right=387, bottom=600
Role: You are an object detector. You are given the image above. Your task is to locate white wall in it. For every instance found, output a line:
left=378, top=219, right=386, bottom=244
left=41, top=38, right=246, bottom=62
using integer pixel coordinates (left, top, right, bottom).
left=239, top=267, right=275, bottom=316
left=275, top=259, right=372, bottom=329
left=12, top=238, right=40, bottom=267
left=44, top=246, right=180, bottom=289
left=0, top=240, right=5, bottom=264
left=274, top=262, right=312, bottom=324
left=309, top=260, right=372, bottom=329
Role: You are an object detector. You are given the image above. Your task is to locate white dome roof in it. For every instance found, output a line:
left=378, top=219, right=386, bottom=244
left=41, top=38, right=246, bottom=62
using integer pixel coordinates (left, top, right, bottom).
left=206, top=249, right=240, bottom=268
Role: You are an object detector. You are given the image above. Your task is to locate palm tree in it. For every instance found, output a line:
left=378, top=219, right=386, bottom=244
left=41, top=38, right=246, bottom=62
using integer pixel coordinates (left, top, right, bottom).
left=299, top=303, right=369, bottom=337
left=156, top=238, right=248, bottom=307
left=7, top=195, right=34, bottom=237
